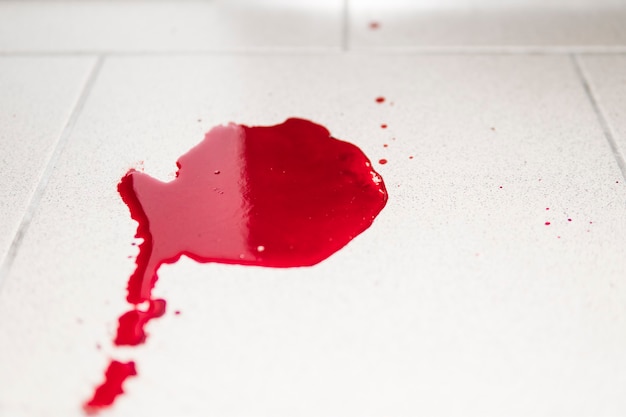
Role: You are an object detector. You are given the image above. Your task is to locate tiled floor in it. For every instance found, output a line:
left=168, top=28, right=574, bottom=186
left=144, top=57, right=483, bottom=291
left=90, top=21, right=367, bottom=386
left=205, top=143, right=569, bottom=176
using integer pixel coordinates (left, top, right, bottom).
left=1, top=1, right=626, bottom=417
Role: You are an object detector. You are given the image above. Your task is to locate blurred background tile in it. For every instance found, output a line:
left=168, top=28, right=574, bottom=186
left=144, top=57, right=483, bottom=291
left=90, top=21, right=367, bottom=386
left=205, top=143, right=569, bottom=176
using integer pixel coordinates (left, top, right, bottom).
left=0, top=0, right=342, bottom=53
left=349, top=0, right=626, bottom=51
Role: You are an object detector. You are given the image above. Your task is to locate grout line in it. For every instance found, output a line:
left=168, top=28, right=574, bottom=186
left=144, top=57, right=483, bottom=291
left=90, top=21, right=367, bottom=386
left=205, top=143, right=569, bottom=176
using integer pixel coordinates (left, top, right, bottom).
left=571, top=54, right=626, bottom=180
left=0, top=55, right=105, bottom=292
left=0, top=49, right=345, bottom=57
left=1, top=48, right=626, bottom=58
left=344, top=47, right=626, bottom=55
left=342, top=0, right=349, bottom=52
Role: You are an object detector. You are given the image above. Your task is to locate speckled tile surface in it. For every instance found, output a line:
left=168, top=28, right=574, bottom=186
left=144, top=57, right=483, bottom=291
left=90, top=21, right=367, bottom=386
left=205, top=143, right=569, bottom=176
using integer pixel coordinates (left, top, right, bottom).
left=1, top=53, right=625, bottom=417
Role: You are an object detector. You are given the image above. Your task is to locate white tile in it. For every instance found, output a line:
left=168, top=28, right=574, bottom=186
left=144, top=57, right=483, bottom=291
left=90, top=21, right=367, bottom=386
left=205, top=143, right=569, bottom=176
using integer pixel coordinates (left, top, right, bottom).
left=1, top=54, right=626, bottom=416
left=0, top=56, right=95, bottom=267
left=0, top=0, right=342, bottom=53
left=349, top=0, right=626, bottom=50
left=578, top=54, right=626, bottom=171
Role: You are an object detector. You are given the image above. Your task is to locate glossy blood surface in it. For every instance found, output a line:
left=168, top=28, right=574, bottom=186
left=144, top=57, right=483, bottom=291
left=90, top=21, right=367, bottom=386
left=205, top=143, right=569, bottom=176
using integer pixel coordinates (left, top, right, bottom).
left=120, top=117, right=388, bottom=305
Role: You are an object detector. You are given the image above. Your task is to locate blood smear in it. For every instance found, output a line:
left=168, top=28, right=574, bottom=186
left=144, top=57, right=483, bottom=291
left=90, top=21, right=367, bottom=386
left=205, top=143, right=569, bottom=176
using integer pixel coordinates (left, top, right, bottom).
left=87, top=118, right=388, bottom=411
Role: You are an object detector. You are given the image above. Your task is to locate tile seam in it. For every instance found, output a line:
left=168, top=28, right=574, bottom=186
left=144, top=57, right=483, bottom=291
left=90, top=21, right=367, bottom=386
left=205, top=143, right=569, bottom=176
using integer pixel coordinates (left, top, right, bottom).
left=0, top=55, right=105, bottom=292
left=1, top=48, right=626, bottom=57
left=342, top=0, right=350, bottom=52
left=571, top=54, right=626, bottom=181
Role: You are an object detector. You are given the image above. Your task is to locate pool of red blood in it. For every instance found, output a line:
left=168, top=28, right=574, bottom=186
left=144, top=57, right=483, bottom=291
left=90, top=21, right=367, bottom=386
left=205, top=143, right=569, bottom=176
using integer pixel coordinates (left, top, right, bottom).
left=85, top=118, right=388, bottom=411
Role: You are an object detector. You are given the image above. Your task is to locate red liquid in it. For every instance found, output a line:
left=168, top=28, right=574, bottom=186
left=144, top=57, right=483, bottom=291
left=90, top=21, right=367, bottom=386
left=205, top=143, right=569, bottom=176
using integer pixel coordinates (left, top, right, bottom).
left=88, top=118, right=388, bottom=410
left=84, top=361, right=136, bottom=412
left=120, top=117, right=387, bottom=304
left=375, top=96, right=385, bottom=104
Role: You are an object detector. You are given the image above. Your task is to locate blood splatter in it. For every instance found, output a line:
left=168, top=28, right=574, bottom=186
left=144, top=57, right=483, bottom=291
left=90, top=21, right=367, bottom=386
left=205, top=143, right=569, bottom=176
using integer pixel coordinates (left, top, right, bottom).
left=375, top=96, right=385, bottom=104
left=87, top=118, right=388, bottom=410
left=545, top=222, right=551, bottom=226
left=379, top=159, right=388, bottom=165
left=369, top=21, right=380, bottom=30
left=381, top=124, right=387, bottom=129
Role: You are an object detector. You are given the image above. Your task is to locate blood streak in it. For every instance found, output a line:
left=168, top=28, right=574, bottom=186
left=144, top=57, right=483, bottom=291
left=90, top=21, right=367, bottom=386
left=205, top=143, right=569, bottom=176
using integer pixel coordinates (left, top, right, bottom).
left=86, top=118, right=388, bottom=410
left=84, top=361, right=137, bottom=412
